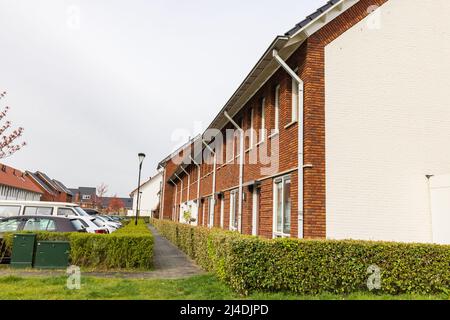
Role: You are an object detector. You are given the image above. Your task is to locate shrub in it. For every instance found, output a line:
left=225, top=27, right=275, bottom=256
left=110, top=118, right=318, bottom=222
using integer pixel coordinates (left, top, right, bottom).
left=151, top=218, right=450, bottom=295
left=1, top=219, right=153, bottom=270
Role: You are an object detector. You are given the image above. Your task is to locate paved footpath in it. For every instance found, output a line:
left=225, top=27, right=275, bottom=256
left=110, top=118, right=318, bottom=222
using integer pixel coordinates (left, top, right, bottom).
left=0, top=225, right=204, bottom=280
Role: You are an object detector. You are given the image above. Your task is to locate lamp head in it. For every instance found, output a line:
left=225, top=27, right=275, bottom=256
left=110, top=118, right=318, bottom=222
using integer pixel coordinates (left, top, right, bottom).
left=138, top=153, right=146, bottom=165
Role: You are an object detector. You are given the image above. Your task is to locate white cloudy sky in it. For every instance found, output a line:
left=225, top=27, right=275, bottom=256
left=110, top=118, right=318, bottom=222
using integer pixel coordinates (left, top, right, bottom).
left=0, top=0, right=323, bottom=196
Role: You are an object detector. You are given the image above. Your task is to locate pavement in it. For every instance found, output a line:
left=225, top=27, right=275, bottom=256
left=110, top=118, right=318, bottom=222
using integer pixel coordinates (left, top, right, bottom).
left=0, top=225, right=204, bottom=279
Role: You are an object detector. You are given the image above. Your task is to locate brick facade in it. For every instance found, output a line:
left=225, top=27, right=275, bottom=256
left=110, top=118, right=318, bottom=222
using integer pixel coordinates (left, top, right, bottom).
left=159, top=0, right=389, bottom=239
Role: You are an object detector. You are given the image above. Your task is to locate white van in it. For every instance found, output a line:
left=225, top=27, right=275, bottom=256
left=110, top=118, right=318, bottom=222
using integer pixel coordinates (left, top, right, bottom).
left=0, top=200, right=90, bottom=218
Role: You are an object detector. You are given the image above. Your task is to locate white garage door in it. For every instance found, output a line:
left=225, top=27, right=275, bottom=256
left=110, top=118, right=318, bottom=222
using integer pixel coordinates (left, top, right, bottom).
left=430, top=175, right=450, bottom=244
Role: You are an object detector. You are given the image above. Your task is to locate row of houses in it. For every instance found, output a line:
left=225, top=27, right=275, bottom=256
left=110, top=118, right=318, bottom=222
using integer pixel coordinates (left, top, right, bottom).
left=154, top=0, right=450, bottom=244
left=0, top=163, right=132, bottom=213
left=0, top=164, right=73, bottom=202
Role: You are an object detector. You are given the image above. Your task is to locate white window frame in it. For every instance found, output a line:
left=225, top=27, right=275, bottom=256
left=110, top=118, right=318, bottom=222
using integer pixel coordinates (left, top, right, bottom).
left=274, top=84, right=280, bottom=133
left=229, top=190, right=238, bottom=231
left=260, top=98, right=266, bottom=143
left=273, top=175, right=292, bottom=238
left=208, top=196, right=215, bottom=228
left=220, top=196, right=225, bottom=228
left=250, top=108, right=254, bottom=147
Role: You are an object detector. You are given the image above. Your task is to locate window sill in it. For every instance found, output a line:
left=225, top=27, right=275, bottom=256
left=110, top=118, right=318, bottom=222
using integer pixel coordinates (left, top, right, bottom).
left=284, top=120, right=297, bottom=129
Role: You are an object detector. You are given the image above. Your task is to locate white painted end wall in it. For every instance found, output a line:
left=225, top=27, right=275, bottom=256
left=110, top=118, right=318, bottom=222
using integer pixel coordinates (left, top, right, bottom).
left=130, top=172, right=163, bottom=217
left=325, top=0, right=450, bottom=242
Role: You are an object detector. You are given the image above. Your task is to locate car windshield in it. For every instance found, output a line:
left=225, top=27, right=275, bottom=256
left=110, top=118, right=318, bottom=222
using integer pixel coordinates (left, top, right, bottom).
left=92, top=218, right=105, bottom=227
left=73, top=207, right=89, bottom=217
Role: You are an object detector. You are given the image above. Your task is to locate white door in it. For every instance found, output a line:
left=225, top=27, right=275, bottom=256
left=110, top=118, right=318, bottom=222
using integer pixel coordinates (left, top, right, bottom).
left=429, top=174, right=450, bottom=244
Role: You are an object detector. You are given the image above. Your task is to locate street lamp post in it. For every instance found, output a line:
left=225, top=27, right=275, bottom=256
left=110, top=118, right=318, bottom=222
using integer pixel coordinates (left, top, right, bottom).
left=135, top=153, right=146, bottom=226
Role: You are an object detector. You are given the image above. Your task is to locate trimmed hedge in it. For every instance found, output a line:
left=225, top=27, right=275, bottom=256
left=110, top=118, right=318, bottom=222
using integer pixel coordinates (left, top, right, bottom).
left=151, top=218, right=450, bottom=295
left=1, top=219, right=153, bottom=270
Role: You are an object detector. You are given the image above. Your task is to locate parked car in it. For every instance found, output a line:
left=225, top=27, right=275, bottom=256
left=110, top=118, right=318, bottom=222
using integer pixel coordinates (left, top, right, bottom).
left=0, top=215, right=86, bottom=264
left=0, top=215, right=87, bottom=236
left=94, top=216, right=120, bottom=231
left=0, top=201, right=91, bottom=218
left=72, top=216, right=110, bottom=234
left=83, top=208, right=101, bottom=216
left=101, top=215, right=122, bottom=228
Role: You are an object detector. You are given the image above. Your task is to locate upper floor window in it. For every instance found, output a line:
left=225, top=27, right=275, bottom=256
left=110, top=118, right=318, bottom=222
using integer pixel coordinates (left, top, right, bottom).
left=274, top=85, right=280, bottom=132
left=260, top=98, right=266, bottom=142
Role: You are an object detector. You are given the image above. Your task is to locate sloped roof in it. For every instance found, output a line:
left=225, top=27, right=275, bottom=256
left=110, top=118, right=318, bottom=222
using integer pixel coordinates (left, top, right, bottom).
left=285, top=0, right=341, bottom=36
left=0, top=164, right=43, bottom=194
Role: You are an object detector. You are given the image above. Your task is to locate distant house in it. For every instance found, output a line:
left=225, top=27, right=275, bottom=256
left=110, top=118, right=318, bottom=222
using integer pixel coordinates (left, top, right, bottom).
left=130, top=172, right=163, bottom=218
left=0, top=164, right=42, bottom=201
left=27, top=171, right=73, bottom=202
left=101, top=197, right=133, bottom=215
left=69, top=187, right=97, bottom=208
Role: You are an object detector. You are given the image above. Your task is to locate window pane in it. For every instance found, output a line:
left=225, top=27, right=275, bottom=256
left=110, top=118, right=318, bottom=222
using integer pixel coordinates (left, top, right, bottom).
left=0, top=205, right=21, bottom=217
left=0, top=219, right=21, bottom=232
left=57, top=208, right=74, bottom=216
left=24, top=207, right=53, bottom=216
left=23, top=218, right=53, bottom=231
left=276, top=181, right=283, bottom=233
left=283, top=179, right=291, bottom=234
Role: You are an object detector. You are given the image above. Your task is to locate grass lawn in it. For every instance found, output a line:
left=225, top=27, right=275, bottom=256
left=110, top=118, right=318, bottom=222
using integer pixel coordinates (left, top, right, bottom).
left=0, top=274, right=447, bottom=300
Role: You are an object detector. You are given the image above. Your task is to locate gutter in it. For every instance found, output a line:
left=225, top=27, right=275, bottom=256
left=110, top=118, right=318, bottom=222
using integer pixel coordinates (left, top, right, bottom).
left=224, top=111, right=244, bottom=233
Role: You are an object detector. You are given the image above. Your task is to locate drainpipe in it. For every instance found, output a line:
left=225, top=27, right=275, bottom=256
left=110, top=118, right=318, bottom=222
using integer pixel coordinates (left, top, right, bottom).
left=180, top=167, right=191, bottom=201
left=169, top=179, right=177, bottom=221
left=224, top=111, right=244, bottom=233
left=190, top=155, right=201, bottom=225
left=202, top=139, right=216, bottom=227
left=174, top=173, right=183, bottom=222
left=273, top=49, right=305, bottom=239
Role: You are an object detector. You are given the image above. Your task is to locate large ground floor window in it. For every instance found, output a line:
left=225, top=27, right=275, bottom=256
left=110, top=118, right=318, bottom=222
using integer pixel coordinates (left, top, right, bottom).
left=229, top=190, right=239, bottom=231
left=273, top=175, right=291, bottom=238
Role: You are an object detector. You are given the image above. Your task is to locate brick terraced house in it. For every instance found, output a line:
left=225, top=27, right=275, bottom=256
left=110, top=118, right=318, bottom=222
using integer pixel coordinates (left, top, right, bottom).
left=158, top=0, right=450, bottom=244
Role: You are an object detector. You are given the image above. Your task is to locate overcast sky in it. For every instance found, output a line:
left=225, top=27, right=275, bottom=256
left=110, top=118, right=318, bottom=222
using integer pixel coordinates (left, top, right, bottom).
left=0, top=0, right=323, bottom=196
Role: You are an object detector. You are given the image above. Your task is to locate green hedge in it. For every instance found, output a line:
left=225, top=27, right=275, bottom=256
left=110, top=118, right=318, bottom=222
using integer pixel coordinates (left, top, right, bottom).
left=151, top=218, right=450, bottom=295
left=1, top=219, right=153, bottom=270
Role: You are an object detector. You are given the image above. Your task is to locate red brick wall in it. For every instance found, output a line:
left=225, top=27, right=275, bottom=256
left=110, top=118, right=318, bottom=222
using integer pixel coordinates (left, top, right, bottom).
left=161, top=0, right=389, bottom=238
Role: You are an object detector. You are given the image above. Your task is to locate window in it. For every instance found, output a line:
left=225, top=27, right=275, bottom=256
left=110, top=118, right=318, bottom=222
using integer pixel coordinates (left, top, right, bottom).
left=0, top=205, right=21, bottom=218
left=220, top=197, right=225, bottom=228
left=230, top=190, right=239, bottom=231
left=70, top=219, right=86, bottom=231
left=57, top=208, right=75, bottom=216
left=274, top=85, right=280, bottom=132
left=24, top=206, right=53, bottom=216
left=226, top=131, right=234, bottom=162
left=0, top=218, right=21, bottom=232
left=76, top=218, right=89, bottom=228
left=273, top=175, right=291, bottom=237
left=208, top=196, right=214, bottom=228
left=249, top=108, right=254, bottom=147
left=23, top=218, right=56, bottom=232
left=291, top=76, right=299, bottom=122
left=260, top=98, right=266, bottom=142
left=82, top=194, right=91, bottom=200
